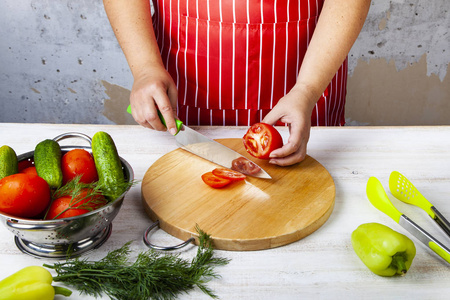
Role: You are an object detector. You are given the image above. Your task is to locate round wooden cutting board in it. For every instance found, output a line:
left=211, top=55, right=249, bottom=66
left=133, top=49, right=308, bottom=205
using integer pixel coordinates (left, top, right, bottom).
left=141, top=138, right=335, bottom=251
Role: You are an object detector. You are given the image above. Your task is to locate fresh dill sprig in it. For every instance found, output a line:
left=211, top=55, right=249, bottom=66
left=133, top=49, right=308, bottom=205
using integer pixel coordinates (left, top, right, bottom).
left=52, top=175, right=137, bottom=202
left=43, top=227, right=230, bottom=300
left=51, top=176, right=95, bottom=199
left=43, top=176, right=138, bottom=219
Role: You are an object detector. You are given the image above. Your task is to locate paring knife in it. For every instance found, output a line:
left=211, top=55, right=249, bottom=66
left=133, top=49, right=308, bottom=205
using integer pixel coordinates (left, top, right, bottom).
left=127, top=105, right=271, bottom=179
left=366, top=177, right=450, bottom=264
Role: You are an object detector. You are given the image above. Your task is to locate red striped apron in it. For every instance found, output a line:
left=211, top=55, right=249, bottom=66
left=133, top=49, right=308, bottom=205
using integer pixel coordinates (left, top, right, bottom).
left=152, top=0, right=347, bottom=126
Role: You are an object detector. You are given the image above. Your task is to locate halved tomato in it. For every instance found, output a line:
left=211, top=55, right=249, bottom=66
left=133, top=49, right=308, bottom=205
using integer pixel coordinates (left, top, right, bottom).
left=201, top=172, right=231, bottom=189
left=212, top=168, right=246, bottom=181
left=243, top=123, right=283, bottom=159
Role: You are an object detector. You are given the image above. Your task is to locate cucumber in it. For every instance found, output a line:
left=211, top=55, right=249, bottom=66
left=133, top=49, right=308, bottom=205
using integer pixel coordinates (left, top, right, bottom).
left=34, top=139, right=63, bottom=188
left=0, top=145, right=18, bottom=180
left=91, top=131, right=125, bottom=200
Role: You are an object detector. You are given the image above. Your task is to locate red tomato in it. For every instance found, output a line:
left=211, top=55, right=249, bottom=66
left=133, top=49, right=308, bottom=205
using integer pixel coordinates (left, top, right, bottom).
left=61, top=149, right=98, bottom=184
left=21, top=166, right=38, bottom=176
left=212, top=168, right=246, bottom=181
left=242, top=123, right=283, bottom=159
left=18, top=159, right=34, bottom=172
left=231, top=157, right=261, bottom=175
left=0, top=173, right=51, bottom=218
left=46, top=188, right=107, bottom=219
left=201, top=172, right=231, bottom=189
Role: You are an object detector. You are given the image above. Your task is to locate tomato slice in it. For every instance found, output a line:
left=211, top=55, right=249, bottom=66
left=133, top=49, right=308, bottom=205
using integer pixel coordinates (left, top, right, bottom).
left=231, top=157, right=261, bottom=175
left=242, top=123, right=283, bottom=159
left=212, top=168, right=246, bottom=181
left=201, top=172, right=231, bottom=188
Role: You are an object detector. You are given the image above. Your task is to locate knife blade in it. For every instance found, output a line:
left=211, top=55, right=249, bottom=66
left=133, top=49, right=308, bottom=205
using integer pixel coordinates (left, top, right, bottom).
left=174, top=124, right=271, bottom=178
left=127, top=105, right=271, bottom=179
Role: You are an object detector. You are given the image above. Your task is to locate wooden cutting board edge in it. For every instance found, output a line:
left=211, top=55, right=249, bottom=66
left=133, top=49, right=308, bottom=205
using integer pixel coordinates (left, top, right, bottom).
left=142, top=196, right=335, bottom=251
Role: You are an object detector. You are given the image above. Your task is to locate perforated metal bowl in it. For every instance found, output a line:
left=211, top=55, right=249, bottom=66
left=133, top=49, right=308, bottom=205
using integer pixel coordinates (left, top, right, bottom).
left=0, top=132, right=134, bottom=258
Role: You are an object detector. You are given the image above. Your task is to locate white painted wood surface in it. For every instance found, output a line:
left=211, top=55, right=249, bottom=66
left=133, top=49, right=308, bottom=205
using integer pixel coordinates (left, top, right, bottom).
left=0, top=123, right=449, bottom=299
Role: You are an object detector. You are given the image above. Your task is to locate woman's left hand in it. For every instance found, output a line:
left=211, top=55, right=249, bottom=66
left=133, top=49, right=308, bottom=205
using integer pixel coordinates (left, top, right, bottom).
left=262, top=86, right=316, bottom=166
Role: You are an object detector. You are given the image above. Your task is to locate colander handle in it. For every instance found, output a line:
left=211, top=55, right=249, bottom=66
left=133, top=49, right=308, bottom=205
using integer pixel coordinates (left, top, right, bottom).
left=7, top=219, right=66, bottom=230
left=143, top=220, right=194, bottom=251
left=52, top=132, right=92, bottom=146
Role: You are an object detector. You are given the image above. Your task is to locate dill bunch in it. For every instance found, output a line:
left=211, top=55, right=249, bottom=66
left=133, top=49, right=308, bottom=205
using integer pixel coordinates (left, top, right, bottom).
left=43, top=226, right=229, bottom=300
left=52, top=175, right=137, bottom=203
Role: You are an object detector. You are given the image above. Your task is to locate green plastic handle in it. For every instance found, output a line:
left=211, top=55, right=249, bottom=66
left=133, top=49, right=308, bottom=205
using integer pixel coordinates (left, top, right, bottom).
left=429, top=241, right=450, bottom=263
left=127, top=105, right=183, bottom=135
left=366, top=177, right=403, bottom=223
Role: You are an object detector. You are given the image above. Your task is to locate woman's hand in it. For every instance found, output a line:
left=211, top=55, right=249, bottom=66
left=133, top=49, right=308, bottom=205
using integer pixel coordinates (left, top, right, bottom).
left=262, top=85, right=316, bottom=166
left=262, top=0, right=370, bottom=166
left=129, top=66, right=179, bottom=135
left=103, top=0, right=179, bottom=135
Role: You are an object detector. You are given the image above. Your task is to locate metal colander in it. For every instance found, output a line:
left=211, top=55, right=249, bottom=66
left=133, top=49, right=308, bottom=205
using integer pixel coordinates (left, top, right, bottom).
left=0, top=132, right=134, bottom=258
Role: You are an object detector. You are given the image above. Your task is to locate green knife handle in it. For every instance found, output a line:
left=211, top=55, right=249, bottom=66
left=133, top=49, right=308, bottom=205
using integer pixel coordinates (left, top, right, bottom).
left=127, top=105, right=183, bottom=135
left=157, top=111, right=183, bottom=135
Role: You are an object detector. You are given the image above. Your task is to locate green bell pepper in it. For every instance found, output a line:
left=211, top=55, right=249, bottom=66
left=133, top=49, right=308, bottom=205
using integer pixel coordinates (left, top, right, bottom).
left=351, top=222, right=416, bottom=276
left=0, top=266, right=72, bottom=300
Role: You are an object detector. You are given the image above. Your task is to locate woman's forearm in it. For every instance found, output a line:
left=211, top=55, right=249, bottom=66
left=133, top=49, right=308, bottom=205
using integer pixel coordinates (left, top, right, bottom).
left=103, top=0, right=178, bottom=132
left=103, top=0, right=164, bottom=78
left=294, top=0, right=371, bottom=107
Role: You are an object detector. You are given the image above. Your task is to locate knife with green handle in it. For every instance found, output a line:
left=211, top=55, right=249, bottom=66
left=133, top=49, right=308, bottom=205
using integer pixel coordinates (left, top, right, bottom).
left=127, top=105, right=183, bottom=134
left=127, top=105, right=271, bottom=179
left=366, top=176, right=450, bottom=264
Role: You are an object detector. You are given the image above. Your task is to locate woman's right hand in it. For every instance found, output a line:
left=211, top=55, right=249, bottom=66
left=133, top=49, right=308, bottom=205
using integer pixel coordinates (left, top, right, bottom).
left=129, top=66, right=179, bottom=135
left=103, top=0, right=179, bottom=133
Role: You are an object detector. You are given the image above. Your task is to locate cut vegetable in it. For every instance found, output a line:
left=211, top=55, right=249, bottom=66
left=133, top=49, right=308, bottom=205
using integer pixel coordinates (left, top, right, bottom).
left=242, top=123, right=283, bottom=159
left=212, top=168, right=246, bottom=181
left=201, top=172, right=231, bottom=188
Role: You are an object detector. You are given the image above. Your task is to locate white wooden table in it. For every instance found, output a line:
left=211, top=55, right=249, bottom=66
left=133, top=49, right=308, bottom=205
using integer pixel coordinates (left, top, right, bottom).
left=0, top=123, right=449, bottom=299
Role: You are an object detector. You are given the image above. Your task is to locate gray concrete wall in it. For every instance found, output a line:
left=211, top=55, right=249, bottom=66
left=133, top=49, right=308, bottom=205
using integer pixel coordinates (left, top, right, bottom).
left=346, top=0, right=450, bottom=125
left=1, top=0, right=449, bottom=126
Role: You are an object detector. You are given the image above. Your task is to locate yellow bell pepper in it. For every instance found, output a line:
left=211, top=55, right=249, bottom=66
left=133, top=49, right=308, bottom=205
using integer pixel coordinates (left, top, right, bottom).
left=0, top=266, right=72, bottom=300
left=351, top=223, right=416, bottom=276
